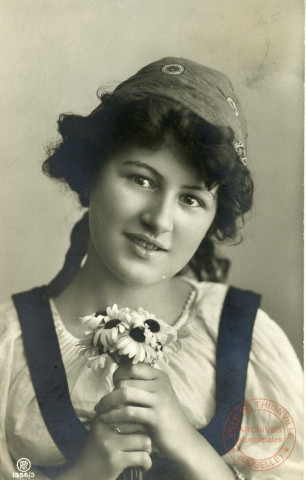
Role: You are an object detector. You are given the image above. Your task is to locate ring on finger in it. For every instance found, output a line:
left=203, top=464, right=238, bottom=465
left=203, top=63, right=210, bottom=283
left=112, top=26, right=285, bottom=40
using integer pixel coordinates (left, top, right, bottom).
left=110, top=423, right=122, bottom=434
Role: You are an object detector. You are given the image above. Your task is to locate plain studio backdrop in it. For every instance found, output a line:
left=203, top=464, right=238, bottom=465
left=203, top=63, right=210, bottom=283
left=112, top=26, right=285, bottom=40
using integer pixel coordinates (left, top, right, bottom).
left=0, top=0, right=303, bottom=362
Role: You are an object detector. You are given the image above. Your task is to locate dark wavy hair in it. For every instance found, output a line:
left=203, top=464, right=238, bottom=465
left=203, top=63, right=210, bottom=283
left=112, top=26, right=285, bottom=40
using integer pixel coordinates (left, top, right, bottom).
left=43, top=93, right=254, bottom=296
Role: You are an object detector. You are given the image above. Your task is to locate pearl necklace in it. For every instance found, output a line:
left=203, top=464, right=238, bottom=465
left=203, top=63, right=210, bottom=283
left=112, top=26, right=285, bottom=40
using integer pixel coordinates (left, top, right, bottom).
left=173, top=286, right=197, bottom=331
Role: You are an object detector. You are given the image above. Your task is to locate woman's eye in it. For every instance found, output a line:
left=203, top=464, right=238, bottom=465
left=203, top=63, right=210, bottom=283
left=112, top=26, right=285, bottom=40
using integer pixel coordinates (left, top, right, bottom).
left=131, top=175, right=154, bottom=189
left=180, top=194, right=203, bottom=208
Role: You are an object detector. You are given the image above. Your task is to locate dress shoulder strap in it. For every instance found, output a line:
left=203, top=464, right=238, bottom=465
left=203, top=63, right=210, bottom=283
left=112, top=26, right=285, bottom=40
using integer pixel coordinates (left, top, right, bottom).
left=12, top=286, right=88, bottom=477
left=199, top=285, right=261, bottom=454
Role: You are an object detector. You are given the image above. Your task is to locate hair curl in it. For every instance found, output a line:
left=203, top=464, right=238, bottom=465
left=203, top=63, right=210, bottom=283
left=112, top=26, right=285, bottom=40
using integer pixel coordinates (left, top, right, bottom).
left=43, top=93, right=253, bottom=294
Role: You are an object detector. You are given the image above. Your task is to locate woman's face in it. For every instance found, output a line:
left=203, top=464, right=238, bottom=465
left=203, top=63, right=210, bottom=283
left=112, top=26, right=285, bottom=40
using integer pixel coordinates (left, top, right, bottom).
left=89, top=144, right=217, bottom=286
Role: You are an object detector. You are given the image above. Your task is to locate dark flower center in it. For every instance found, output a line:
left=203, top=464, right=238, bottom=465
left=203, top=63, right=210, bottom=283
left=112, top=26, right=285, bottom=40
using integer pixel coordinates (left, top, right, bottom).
left=105, top=319, right=121, bottom=329
left=145, top=319, right=160, bottom=332
left=95, top=309, right=107, bottom=317
left=130, top=327, right=146, bottom=342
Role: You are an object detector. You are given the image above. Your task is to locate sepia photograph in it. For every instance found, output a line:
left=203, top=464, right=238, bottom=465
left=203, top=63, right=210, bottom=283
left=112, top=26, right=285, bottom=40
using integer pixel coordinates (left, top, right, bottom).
left=0, top=1, right=303, bottom=479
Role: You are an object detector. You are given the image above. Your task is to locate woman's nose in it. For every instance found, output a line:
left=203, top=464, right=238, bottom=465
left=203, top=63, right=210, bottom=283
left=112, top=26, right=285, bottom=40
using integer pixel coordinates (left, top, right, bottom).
left=141, top=196, right=174, bottom=234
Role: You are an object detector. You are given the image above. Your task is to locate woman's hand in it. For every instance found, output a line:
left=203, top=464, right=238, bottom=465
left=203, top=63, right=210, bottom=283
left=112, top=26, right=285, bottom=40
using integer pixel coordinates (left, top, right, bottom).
left=71, top=415, right=152, bottom=480
left=94, top=363, right=197, bottom=463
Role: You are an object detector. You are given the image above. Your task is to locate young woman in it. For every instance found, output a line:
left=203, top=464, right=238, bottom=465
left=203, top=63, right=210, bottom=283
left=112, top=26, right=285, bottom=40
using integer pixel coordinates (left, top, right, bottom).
left=0, top=58, right=303, bottom=480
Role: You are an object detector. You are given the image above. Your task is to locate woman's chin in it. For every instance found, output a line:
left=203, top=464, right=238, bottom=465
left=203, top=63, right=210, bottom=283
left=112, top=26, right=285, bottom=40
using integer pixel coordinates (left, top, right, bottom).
left=117, top=270, right=168, bottom=288
left=109, top=262, right=174, bottom=288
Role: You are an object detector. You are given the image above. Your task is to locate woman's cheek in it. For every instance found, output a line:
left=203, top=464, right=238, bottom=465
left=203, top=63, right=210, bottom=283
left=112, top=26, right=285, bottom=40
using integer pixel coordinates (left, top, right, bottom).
left=178, top=212, right=213, bottom=248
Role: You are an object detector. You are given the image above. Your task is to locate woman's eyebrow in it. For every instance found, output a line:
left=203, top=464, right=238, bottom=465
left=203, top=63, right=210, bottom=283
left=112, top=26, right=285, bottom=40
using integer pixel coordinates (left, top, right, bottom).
left=182, top=185, right=216, bottom=199
left=121, top=160, right=215, bottom=198
left=121, top=160, right=163, bottom=179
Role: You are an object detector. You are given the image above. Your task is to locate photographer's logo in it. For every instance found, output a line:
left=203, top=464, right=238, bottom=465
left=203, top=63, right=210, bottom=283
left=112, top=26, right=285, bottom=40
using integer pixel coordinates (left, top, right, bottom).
left=17, top=459, right=31, bottom=472
left=13, top=458, right=35, bottom=478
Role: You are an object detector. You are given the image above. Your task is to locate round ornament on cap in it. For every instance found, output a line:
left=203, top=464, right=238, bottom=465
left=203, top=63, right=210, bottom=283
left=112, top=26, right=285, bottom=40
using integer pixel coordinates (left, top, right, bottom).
left=161, top=64, right=185, bottom=75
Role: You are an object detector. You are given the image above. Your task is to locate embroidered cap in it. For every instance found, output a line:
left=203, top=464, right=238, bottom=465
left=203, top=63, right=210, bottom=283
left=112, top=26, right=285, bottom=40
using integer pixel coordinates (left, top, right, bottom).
left=94, top=57, right=248, bottom=165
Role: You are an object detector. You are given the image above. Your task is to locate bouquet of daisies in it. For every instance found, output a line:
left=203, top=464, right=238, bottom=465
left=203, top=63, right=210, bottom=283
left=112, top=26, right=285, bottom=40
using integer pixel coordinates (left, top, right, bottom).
left=77, top=304, right=177, bottom=370
left=76, top=305, right=178, bottom=480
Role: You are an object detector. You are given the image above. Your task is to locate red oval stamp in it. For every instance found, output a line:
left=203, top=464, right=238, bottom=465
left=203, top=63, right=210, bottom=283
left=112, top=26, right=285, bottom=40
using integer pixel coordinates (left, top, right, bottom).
left=223, top=398, right=296, bottom=472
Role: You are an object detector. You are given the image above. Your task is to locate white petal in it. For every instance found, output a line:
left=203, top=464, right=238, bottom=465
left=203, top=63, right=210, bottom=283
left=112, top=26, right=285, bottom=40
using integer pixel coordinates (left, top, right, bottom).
left=107, top=305, right=113, bottom=316
left=133, top=347, right=142, bottom=363
left=111, top=329, right=119, bottom=342
left=128, top=349, right=135, bottom=358
left=133, top=319, right=145, bottom=328
left=138, top=345, right=146, bottom=363
left=93, top=330, right=102, bottom=346
left=124, top=341, right=137, bottom=356
left=117, top=336, right=130, bottom=348
left=80, top=314, right=96, bottom=323
left=121, top=342, right=133, bottom=355
left=99, top=355, right=106, bottom=367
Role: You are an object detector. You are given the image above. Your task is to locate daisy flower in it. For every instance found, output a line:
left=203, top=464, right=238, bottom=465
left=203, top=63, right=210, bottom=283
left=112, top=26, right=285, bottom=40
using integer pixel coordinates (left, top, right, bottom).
left=76, top=304, right=177, bottom=370
left=136, top=307, right=177, bottom=347
left=115, top=326, right=158, bottom=364
left=93, top=305, right=131, bottom=350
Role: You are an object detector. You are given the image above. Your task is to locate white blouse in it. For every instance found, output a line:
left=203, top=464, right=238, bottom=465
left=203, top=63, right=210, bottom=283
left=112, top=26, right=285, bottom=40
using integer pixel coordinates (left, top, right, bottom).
left=0, top=279, right=303, bottom=480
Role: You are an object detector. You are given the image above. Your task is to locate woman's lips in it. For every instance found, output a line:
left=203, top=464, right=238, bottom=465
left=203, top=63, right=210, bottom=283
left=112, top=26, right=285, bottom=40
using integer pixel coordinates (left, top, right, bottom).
left=125, top=233, right=168, bottom=259
left=125, top=233, right=168, bottom=250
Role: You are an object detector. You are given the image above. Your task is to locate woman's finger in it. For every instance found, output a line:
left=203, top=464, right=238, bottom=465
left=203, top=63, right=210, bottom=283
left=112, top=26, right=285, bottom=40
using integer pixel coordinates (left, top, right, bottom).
left=101, top=406, right=152, bottom=426
left=120, top=451, right=152, bottom=472
left=117, top=379, right=156, bottom=392
left=108, top=422, right=147, bottom=434
left=95, top=386, right=155, bottom=413
left=113, top=363, right=158, bottom=385
left=116, top=433, right=152, bottom=453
